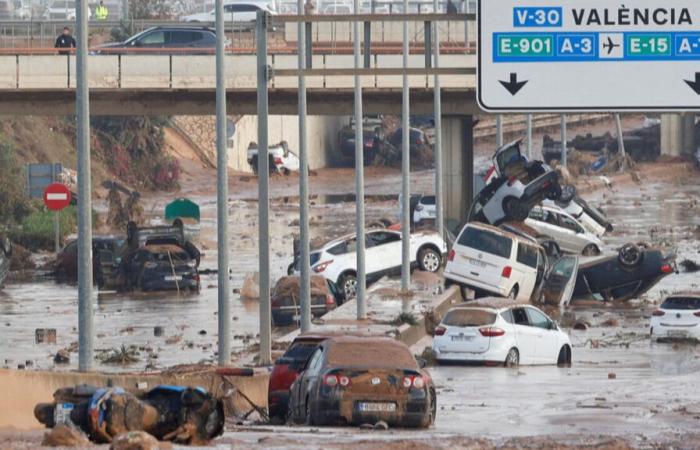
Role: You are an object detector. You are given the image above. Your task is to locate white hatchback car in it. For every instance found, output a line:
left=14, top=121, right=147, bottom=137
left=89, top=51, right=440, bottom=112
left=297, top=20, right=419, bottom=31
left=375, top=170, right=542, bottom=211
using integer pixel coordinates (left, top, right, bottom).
left=650, top=294, right=700, bottom=342
left=543, top=197, right=613, bottom=238
left=525, top=205, right=604, bottom=256
left=432, top=300, right=572, bottom=366
left=293, top=229, right=447, bottom=300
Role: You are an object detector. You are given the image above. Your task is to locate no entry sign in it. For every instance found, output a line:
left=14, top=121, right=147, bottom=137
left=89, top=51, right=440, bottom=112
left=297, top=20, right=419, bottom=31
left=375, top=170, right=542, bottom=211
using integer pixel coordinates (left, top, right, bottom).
left=43, top=183, right=72, bottom=211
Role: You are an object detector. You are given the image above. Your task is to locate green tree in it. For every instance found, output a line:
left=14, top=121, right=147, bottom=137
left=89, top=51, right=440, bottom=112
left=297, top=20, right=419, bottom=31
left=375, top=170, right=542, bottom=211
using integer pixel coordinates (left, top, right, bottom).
left=0, top=138, right=32, bottom=225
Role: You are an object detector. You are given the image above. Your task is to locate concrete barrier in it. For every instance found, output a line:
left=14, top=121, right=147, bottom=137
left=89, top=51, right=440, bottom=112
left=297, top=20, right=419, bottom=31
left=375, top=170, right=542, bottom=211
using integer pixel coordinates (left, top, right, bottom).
left=396, top=285, right=460, bottom=347
left=0, top=368, right=269, bottom=431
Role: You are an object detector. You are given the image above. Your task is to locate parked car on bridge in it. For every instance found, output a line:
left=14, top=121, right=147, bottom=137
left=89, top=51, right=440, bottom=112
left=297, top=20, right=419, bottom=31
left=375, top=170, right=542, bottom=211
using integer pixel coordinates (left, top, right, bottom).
left=44, top=0, right=90, bottom=20
left=650, top=294, right=700, bottom=342
left=472, top=139, right=562, bottom=225
left=0, top=235, right=11, bottom=288
left=181, top=0, right=275, bottom=28
left=524, top=204, right=603, bottom=256
left=433, top=300, right=572, bottom=367
left=96, top=26, right=221, bottom=54
left=288, top=336, right=436, bottom=428
left=289, top=228, right=447, bottom=300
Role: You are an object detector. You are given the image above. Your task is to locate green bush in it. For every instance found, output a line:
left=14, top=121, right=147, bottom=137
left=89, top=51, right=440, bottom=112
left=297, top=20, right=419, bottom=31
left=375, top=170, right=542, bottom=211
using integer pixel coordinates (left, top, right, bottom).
left=0, top=138, right=33, bottom=225
left=10, top=206, right=78, bottom=251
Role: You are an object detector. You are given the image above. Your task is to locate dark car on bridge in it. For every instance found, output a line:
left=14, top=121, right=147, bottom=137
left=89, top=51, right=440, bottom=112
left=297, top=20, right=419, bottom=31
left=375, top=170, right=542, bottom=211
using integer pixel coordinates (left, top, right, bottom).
left=96, top=26, right=221, bottom=54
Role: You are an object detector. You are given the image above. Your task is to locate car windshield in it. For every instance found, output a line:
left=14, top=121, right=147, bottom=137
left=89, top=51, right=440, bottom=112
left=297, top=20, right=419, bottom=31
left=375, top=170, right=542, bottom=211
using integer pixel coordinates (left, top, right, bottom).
left=277, top=341, right=320, bottom=364
left=495, top=143, right=522, bottom=172
left=661, top=297, right=700, bottom=310
left=443, top=309, right=496, bottom=327
left=458, top=227, right=512, bottom=259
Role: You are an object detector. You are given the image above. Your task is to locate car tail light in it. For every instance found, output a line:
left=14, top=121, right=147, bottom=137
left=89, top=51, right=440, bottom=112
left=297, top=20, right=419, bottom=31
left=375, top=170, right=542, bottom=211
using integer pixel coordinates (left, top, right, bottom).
left=479, top=327, right=505, bottom=337
left=434, top=326, right=446, bottom=336
left=652, top=310, right=665, bottom=317
left=447, top=249, right=455, bottom=262
left=660, top=264, right=673, bottom=274
left=313, top=260, right=333, bottom=273
left=416, top=204, right=424, bottom=211
left=323, top=374, right=350, bottom=387
left=694, top=312, right=700, bottom=317
left=501, top=266, right=512, bottom=278
left=274, top=157, right=283, bottom=165
left=403, top=375, right=425, bottom=389
left=326, top=294, right=335, bottom=306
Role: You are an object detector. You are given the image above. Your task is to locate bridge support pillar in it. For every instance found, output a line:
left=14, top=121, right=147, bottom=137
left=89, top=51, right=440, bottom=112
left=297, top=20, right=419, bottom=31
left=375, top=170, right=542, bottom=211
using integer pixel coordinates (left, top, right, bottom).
left=660, top=113, right=696, bottom=157
left=441, top=114, right=474, bottom=228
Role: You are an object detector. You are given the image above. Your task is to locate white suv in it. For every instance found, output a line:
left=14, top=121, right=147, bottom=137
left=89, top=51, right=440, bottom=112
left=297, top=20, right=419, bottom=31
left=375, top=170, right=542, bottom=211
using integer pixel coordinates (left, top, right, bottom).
left=444, top=222, right=579, bottom=306
left=525, top=205, right=603, bottom=256
left=292, top=229, right=447, bottom=300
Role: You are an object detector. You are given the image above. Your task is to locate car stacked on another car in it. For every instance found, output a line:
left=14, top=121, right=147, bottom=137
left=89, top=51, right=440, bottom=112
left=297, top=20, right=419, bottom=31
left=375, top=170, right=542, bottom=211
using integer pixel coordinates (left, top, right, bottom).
left=432, top=300, right=572, bottom=366
left=288, top=336, right=436, bottom=428
left=525, top=205, right=604, bottom=256
left=290, top=228, right=447, bottom=300
left=472, top=139, right=562, bottom=225
left=650, top=294, right=700, bottom=342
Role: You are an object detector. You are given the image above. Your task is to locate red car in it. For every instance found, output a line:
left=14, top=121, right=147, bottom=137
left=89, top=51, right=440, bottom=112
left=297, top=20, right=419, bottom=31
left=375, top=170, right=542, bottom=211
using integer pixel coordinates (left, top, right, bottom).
left=268, top=334, right=329, bottom=422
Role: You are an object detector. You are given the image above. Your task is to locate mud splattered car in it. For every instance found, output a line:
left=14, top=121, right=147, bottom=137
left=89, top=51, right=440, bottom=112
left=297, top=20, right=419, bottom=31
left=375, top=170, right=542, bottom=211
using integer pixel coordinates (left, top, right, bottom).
left=271, top=276, right=337, bottom=326
left=288, top=336, right=436, bottom=428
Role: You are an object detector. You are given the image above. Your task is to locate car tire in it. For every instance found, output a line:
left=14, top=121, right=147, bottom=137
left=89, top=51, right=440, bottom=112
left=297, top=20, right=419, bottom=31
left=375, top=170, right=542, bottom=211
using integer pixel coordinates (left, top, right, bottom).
left=305, top=397, right=314, bottom=426
left=418, top=247, right=441, bottom=273
left=502, top=197, right=530, bottom=221
left=557, top=345, right=572, bottom=367
left=250, top=156, right=259, bottom=175
left=420, top=387, right=437, bottom=428
left=338, top=272, right=357, bottom=301
left=618, top=243, right=643, bottom=267
left=504, top=347, right=519, bottom=368
left=582, top=244, right=600, bottom=256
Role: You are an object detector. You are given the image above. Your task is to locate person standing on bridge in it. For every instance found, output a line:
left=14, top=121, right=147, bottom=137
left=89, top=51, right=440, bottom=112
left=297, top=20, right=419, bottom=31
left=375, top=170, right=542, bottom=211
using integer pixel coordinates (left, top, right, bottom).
left=446, top=0, right=458, bottom=14
left=95, top=1, right=109, bottom=20
left=54, top=27, right=76, bottom=55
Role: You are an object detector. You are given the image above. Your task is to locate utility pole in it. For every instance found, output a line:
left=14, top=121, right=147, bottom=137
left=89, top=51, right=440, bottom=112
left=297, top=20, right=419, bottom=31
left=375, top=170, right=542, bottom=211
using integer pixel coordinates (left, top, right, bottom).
left=560, top=115, right=567, bottom=168
left=76, top=0, right=93, bottom=372
left=432, top=2, right=443, bottom=240
left=353, top=0, right=366, bottom=319
left=400, top=0, right=410, bottom=305
left=297, top=0, right=311, bottom=331
left=215, top=0, right=231, bottom=366
left=615, top=114, right=626, bottom=172
left=526, top=114, right=533, bottom=160
left=256, top=11, right=271, bottom=365
left=496, top=114, right=503, bottom=147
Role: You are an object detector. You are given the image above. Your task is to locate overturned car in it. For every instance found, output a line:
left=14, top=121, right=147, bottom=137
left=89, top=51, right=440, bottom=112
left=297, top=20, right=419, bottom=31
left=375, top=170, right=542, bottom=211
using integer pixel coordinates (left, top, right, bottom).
left=472, top=139, right=562, bottom=225
left=34, top=384, right=224, bottom=445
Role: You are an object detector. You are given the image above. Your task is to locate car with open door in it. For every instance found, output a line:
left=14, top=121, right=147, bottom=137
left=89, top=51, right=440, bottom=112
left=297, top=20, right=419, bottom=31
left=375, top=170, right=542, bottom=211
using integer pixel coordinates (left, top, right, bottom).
left=288, top=336, right=436, bottom=428
left=471, top=139, right=562, bottom=225
left=432, top=300, right=572, bottom=366
left=444, top=222, right=579, bottom=306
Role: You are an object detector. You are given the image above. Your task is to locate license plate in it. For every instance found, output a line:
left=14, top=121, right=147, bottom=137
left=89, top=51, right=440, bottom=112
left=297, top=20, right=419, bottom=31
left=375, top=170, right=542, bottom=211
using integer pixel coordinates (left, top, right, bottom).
left=470, top=259, right=487, bottom=268
left=54, top=403, right=74, bottom=425
left=165, top=275, right=182, bottom=281
left=357, top=402, right=397, bottom=412
left=452, top=335, right=473, bottom=341
left=668, top=330, right=688, bottom=338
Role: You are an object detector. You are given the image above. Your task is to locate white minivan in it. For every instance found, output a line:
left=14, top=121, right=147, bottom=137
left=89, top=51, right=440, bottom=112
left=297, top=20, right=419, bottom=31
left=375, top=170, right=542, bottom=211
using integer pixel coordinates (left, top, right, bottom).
left=444, top=222, right=579, bottom=306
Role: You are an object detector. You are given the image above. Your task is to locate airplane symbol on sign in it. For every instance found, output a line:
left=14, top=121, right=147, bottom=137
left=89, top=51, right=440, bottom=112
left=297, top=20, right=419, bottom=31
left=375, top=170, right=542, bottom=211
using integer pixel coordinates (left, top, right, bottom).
left=602, top=36, right=620, bottom=55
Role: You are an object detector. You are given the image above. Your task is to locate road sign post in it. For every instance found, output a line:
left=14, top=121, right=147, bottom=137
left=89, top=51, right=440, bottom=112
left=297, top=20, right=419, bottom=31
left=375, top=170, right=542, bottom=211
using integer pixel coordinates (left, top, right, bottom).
left=43, top=183, right=71, bottom=254
left=478, top=0, right=700, bottom=111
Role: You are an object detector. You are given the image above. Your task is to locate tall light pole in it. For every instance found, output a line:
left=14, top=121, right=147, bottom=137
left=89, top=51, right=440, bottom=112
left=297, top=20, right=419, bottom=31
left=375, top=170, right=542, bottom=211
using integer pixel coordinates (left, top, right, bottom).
left=353, top=0, right=366, bottom=319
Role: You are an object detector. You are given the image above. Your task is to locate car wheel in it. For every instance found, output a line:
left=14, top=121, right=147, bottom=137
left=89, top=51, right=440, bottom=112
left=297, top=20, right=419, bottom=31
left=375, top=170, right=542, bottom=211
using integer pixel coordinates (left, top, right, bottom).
left=582, top=244, right=600, bottom=256
left=504, top=347, right=519, bottom=368
left=618, top=243, right=643, bottom=267
left=430, top=387, right=437, bottom=425
left=418, top=247, right=441, bottom=273
left=250, top=156, right=259, bottom=175
left=338, top=273, right=357, bottom=300
left=506, top=286, right=518, bottom=300
left=557, top=345, right=572, bottom=367
left=502, top=197, right=530, bottom=221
